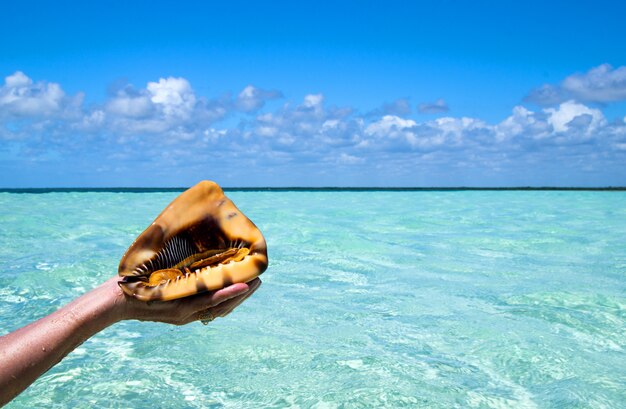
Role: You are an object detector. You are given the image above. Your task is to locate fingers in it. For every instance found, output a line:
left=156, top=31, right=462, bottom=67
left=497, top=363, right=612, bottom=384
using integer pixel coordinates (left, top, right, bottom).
left=214, top=282, right=253, bottom=302
left=212, top=278, right=262, bottom=317
left=186, top=282, right=250, bottom=312
left=194, top=278, right=262, bottom=322
left=120, top=278, right=262, bottom=325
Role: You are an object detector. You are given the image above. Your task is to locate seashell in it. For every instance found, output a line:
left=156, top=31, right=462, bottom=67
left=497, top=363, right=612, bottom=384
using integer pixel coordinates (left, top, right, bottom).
left=148, top=268, right=184, bottom=286
left=118, top=180, right=268, bottom=301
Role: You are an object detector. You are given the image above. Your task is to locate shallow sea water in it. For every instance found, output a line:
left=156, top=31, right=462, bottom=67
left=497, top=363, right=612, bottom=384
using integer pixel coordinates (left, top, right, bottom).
left=0, top=190, right=625, bottom=408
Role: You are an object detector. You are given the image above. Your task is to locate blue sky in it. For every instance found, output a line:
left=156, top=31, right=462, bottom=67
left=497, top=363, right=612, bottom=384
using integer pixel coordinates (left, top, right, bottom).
left=1, top=0, right=625, bottom=187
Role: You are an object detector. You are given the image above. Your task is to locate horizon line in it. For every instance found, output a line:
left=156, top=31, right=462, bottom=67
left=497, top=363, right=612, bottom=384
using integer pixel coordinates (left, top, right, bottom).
left=1, top=186, right=625, bottom=193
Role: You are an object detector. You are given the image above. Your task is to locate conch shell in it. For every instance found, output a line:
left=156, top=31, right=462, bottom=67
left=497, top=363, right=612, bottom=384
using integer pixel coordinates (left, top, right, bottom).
left=118, top=180, right=268, bottom=301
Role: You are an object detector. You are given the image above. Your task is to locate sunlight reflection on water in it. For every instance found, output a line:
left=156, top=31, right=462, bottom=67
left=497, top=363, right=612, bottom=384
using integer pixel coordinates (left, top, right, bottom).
left=1, top=190, right=625, bottom=408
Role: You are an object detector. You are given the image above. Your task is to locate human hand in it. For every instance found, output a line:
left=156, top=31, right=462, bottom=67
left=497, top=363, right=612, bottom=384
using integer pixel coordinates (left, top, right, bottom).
left=104, top=276, right=262, bottom=325
left=0, top=276, right=262, bottom=405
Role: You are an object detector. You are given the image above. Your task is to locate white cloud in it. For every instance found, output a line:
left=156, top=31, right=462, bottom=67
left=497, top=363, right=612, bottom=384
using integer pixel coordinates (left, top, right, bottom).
left=303, top=94, right=324, bottom=113
left=322, top=119, right=340, bottom=129
left=88, top=78, right=282, bottom=144
left=365, top=115, right=416, bottom=137
left=0, top=71, right=67, bottom=117
left=562, top=64, right=626, bottom=103
left=236, top=86, right=261, bottom=112
left=1, top=71, right=625, bottom=186
left=73, top=109, right=106, bottom=131
left=236, top=85, right=281, bottom=112
left=544, top=100, right=605, bottom=133
left=526, top=64, right=626, bottom=105
left=106, top=91, right=152, bottom=118
left=202, top=128, right=228, bottom=143
left=146, top=77, right=196, bottom=119
left=5, top=71, right=32, bottom=87
left=256, top=125, right=278, bottom=137
left=430, top=117, right=487, bottom=138
left=365, top=115, right=419, bottom=146
left=364, top=115, right=490, bottom=149
left=495, top=106, right=543, bottom=140
left=492, top=101, right=610, bottom=145
left=100, top=76, right=230, bottom=141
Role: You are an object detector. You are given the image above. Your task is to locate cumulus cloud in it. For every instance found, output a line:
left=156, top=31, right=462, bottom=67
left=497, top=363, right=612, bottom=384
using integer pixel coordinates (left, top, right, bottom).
left=495, top=106, right=548, bottom=141
left=1, top=71, right=625, bottom=186
left=526, top=64, right=626, bottom=105
left=235, top=85, right=282, bottom=112
left=106, top=87, right=153, bottom=118
left=147, top=77, right=196, bottom=118
left=562, top=64, right=626, bottom=102
left=102, top=76, right=230, bottom=140
left=0, top=71, right=69, bottom=117
left=365, top=115, right=418, bottom=145
left=303, top=94, right=324, bottom=113
left=248, top=93, right=357, bottom=151
left=363, top=114, right=492, bottom=150
left=544, top=100, right=605, bottom=134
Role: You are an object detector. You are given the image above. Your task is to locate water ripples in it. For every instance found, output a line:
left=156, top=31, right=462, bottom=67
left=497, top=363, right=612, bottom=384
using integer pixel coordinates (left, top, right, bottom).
left=1, top=191, right=625, bottom=408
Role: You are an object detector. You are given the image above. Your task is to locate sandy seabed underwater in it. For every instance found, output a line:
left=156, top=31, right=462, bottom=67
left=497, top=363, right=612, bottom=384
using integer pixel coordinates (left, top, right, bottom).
left=0, top=190, right=625, bottom=408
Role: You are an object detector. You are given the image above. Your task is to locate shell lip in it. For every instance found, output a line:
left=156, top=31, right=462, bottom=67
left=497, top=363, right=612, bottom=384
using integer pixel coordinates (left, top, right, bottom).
left=120, top=243, right=268, bottom=281
left=117, top=180, right=268, bottom=301
left=117, top=247, right=268, bottom=302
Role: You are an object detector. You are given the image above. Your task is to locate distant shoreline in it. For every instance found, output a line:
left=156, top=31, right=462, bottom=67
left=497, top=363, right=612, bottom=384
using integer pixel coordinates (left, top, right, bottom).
left=1, top=187, right=625, bottom=193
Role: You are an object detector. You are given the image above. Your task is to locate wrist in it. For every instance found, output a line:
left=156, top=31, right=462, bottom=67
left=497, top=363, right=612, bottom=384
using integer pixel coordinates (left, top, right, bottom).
left=65, top=277, right=128, bottom=334
left=97, top=276, right=130, bottom=324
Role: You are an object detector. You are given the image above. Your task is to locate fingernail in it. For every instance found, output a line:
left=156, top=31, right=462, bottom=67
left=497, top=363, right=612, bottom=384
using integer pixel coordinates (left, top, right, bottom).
left=234, top=284, right=250, bottom=295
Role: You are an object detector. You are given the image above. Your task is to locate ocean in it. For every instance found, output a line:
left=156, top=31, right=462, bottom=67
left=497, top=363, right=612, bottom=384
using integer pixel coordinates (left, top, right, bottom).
left=0, top=190, right=624, bottom=408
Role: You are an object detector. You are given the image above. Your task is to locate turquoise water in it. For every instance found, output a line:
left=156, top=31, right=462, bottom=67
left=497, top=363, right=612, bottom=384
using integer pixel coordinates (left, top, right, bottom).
left=1, top=191, right=625, bottom=408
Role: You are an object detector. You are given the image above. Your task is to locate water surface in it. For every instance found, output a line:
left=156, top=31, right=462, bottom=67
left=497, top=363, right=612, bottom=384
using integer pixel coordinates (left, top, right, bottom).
left=1, top=191, right=624, bottom=408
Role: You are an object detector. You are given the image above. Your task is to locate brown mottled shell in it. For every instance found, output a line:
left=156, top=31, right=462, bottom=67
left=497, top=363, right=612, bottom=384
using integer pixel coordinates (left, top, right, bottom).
left=118, top=180, right=268, bottom=301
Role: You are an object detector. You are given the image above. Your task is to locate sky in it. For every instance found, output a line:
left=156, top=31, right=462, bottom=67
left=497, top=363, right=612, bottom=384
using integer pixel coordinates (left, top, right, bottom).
left=1, top=0, right=625, bottom=187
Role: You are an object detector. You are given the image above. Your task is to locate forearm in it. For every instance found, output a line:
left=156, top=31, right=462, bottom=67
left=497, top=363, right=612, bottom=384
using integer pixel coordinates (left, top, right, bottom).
left=0, top=276, right=253, bottom=407
left=0, top=277, right=124, bottom=406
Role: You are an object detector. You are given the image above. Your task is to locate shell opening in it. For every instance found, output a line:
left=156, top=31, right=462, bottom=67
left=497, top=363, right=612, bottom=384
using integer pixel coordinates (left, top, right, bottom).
left=131, top=233, right=251, bottom=287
